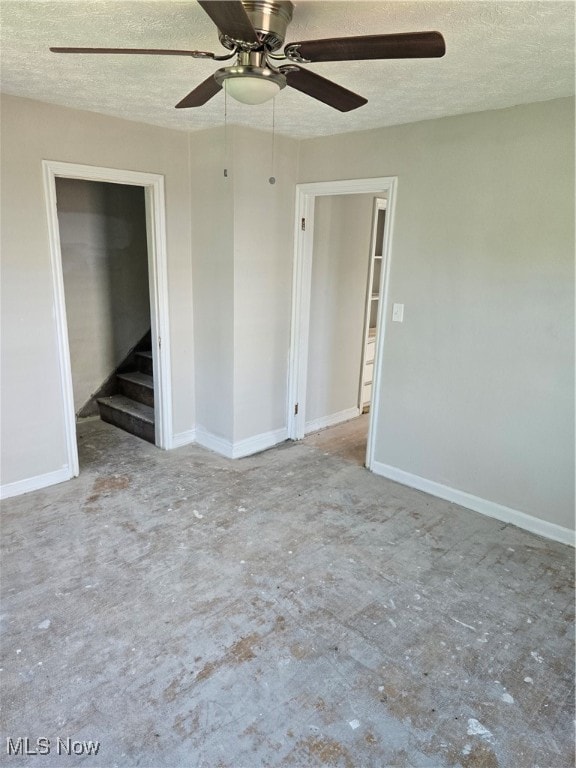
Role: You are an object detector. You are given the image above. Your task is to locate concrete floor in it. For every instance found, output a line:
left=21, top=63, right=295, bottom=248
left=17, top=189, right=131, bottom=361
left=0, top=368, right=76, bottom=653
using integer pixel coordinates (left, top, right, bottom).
left=1, top=417, right=573, bottom=767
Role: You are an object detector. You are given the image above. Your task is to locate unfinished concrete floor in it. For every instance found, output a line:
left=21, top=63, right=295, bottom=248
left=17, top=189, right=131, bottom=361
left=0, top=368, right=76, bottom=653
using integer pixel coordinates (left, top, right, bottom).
left=1, top=418, right=574, bottom=767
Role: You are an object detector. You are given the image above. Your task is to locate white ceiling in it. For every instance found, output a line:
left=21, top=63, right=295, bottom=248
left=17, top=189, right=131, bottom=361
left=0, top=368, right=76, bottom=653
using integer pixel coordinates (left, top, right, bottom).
left=1, top=1, right=574, bottom=139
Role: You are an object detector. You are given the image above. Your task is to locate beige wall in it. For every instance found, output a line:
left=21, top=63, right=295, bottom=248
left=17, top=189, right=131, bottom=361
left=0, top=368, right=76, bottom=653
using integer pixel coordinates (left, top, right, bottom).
left=0, top=94, right=194, bottom=485
left=306, top=194, right=374, bottom=425
left=188, top=124, right=299, bottom=445
left=299, top=97, right=575, bottom=530
left=231, top=126, right=299, bottom=442
left=188, top=127, right=235, bottom=443
left=2, top=92, right=573, bottom=534
left=57, top=178, right=150, bottom=412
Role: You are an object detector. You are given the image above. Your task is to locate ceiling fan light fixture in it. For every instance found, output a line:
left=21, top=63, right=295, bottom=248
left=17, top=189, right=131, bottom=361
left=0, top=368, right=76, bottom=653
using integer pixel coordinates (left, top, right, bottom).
left=225, top=76, right=279, bottom=104
left=50, top=1, right=446, bottom=113
left=216, top=65, right=286, bottom=105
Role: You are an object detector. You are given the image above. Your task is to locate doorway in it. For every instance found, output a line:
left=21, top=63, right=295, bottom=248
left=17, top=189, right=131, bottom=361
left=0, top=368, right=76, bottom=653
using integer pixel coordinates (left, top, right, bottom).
left=43, top=161, right=173, bottom=479
left=287, top=176, right=397, bottom=470
left=305, top=192, right=376, bottom=434
left=56, top=178, right=151, bottom=422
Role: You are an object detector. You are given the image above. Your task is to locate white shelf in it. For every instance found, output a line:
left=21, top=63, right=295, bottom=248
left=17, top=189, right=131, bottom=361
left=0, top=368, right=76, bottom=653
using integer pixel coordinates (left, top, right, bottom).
left=360, top=202, right=386, bottom=410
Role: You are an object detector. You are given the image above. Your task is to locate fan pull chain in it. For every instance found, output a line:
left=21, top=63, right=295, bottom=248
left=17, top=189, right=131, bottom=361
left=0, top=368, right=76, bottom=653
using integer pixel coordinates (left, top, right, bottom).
left=269, top=97, right=276, bottom=185
left=223, top=87, right=229, bottom=178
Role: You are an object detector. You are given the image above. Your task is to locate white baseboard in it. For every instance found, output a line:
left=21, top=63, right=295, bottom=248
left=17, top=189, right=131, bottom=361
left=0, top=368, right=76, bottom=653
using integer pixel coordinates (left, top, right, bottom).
left=305, top=407, right=361, bottom=435
left=0, top=467, right=73, bottom=501
left=194, top=426, right=288, bottom=460
left=231, top=427, right=288, bottom=459
left=194, top=427, right=234, bottom=458
left=371, top=461, right=575, bottom=547
left=170, top=428, right=197, bottom=449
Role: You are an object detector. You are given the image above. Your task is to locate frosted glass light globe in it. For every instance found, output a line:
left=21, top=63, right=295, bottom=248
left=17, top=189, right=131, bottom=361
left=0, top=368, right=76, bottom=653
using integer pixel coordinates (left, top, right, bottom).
left=224, top=76, right=280, bottom=105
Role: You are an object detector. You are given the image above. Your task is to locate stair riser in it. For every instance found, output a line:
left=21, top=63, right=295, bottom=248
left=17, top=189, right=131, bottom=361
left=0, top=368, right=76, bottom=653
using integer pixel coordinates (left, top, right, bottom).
left=118, top=378, right=154, bottom=408
left=137, top=354, right=153, bottom=376
left=98, top=402, right=155, bottom=444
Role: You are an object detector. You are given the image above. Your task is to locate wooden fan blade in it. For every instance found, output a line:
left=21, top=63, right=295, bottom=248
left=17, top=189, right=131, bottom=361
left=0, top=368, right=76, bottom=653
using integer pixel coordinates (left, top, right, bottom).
left=285, top=66, right=367, bottom=112
left=285, top=32, right=446, bottom=63
left=197, top=1, right=259, bottom=43
left=175, top=75, right=222, bottom=108
left=50, top=47, right=217, bottom=58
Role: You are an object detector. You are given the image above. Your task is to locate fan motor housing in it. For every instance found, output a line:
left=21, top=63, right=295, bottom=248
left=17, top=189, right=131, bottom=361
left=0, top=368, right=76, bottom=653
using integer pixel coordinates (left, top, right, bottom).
left=219, top=0, right=294, bottom=51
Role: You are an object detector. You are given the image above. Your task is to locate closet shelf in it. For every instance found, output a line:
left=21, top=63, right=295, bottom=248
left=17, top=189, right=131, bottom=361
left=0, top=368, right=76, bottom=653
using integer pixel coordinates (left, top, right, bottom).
left=361, top=201, right=386, bottom=410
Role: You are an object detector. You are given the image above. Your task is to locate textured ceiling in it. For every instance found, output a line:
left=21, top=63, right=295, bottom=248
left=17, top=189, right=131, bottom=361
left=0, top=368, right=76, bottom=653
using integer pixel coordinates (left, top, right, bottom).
left=0, top=1, right=574, bottom=139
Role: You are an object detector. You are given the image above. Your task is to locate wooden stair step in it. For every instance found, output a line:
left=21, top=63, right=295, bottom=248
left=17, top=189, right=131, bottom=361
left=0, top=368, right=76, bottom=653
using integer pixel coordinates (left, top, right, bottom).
left=117, top=371, right=154, bottom=407
left=118, top=371, right=153, bottom=388
left=136, top=350, right=153, bottom=376
left=97, top=395, right=155, bottom=444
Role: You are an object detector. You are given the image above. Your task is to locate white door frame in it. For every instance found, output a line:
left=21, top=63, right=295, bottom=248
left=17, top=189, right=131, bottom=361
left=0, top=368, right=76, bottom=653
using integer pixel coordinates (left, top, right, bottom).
left=42, top=160, right=173, bottom=478
left=287, top=176, right=397, bottom=470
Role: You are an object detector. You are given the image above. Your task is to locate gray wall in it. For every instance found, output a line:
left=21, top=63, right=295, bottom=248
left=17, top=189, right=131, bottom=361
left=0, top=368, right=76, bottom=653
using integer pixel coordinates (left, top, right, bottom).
left=306, top=194, right=374, bottom=425
left=298, top=97, right=575, bottom=530
left=57, top=178, right=150, bottom=412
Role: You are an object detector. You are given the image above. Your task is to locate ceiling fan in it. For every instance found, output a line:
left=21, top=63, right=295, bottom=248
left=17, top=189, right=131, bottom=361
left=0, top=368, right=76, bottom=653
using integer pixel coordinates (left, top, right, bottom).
left=50, top=0, right=445, bottom=112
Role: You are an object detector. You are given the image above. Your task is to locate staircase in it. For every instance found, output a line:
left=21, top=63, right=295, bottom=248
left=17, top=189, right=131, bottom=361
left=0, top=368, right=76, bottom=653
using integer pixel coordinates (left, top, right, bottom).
left=97, top=350, right=155, bottom=444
